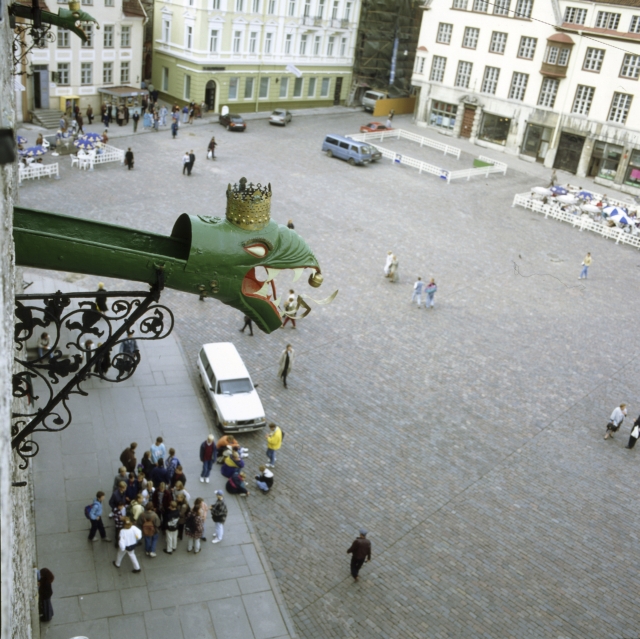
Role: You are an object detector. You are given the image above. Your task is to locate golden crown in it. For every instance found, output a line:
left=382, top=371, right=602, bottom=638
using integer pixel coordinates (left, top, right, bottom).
left=226, top=177, right=272, bottom=231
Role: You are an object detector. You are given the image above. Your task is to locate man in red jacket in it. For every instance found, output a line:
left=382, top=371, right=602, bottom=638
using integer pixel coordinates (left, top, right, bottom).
left=200, top=434, right=216, bottom=483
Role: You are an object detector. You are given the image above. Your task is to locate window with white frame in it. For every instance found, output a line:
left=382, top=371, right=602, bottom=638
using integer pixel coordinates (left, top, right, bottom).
left=245, top=77, right=254, bottom=98
left=233, top=30, right=241, bottom=52
left=209, top=29, right=219, bottom=52
left=184, top=75, right=191, bottom=99
left=120, top=61, right=130, bottom=84
left=340, top=36, right=346, bottom=56
left=331, top=0, right=338, bottom=18
left=211, top=0, right=220, bottom=7
left=103, top=24, right=113, bottom=47
left=608, top=92, right=632, bottom=123
left=583, top=47, right=604, bottom=71
left=481, top=66, right=499, bottom=93
left=163, top=20, right=171, bottom=42
left=455, top=60, right=472, bottom=87
left=537, top=77, right=558, bottom=107
left=416, top=56, right=425, bottom=73
left=462, top=27, right=479, bottom=48
left=186, top=25, right=193, bottom=49
left=572, top=85, right=594, bottom=115
left=57, top=62, right=70, bottom=84
left=489, top=31, right=507, bottom=53
left=121, top=25, right=131, bottom=47
left=563, top=7, right=586, bottom=23
left=320, top=76, right=330, bottom=96
left=280, top=76, right=289, bottom=97
left=307, top=76, right=316, bottom=96
left=285, top=33, right=292, bottom=53
left=253, top=0, right=260, bottom=10
left=249, top=31, right=257, bottom=52
left=57, top=27, right=70, bottom=47
left=518, top=36, right=536, bottom=58
left=318, top=0, right=325, bottom=16
left=453, top=0, right=468, bottom=8
left=288, top=0, right=295, bottom=15
left=493, top=0, right=510, bottom=16
left=82, top=24, right=93, bottom=47
left=81, top=0, right=92, bottom=5
left=229, top=77, right=238, bottom=99
left=103, top=61, right=113, bottom=83
left=514, top=0, right=532, bottom=18
left=314, top=35, right=321, bottom=55
left=327, top=35, right=334, bottom=55
left=436, top=23, right=452, bottom=44
left=105, top=0, right=114, bottom=6
left=265, top=32, right=273, bottom=53
left=236, top=0, right=244, bottom=10
left=304, top=0, right=310, bottom=16
left=293, top=77, right=303, bottom=97
left=630, top=16, right=640, bottom=33
left=259, top=76, right=269, bottom=98
left=544, top=45, right=558, bottom=64
left=300, top=34, right=308, bottom=54
left=596, top=11, right=620, bottom=29
left=508, top=72, right=528, bottom=100
left=472, top=0, right=488, bottom=12
left=344, top=1, right=352, bottom=19
left=620, top=53, right=640, bottom=79
left=268, top=0, right=275, bottom=12
left=162, top=67, right=169, bottom=91
left=81, top=62, right=92, bottom=84
left=558, top=48, right=570, bottom=66
left=430, top=55, right=446, bottom=81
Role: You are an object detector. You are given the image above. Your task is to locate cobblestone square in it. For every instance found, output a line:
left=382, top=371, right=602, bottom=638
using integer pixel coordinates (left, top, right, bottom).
left=19, top=110, right=640, bottom=638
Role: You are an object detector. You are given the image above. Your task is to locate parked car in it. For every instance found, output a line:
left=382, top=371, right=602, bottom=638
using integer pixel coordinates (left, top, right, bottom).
left=322, top=134, right=382, bottom=166
left=360, top=122, right=393, bottom=133
left=269, top=109, right=292, bottom=126
left=219, top=112, right=246, bottom=131
left=197, top=342, right=266, bottom=433
left=362, top=90, right=386, bottom=113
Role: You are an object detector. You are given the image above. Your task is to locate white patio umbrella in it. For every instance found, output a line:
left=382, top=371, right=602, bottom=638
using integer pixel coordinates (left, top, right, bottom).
left=581, top=204, right=601, bottom=214
left=531, top=186, right=552, bottom=197
left=557, top=194, right=578, bottom=205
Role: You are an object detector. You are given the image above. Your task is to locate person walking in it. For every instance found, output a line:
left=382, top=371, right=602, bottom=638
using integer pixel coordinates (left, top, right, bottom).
left=200, top=434, right=217, bottom=483
left=578, top=252, right=592, bottom=279
left=424, top=278, right=437, bottom=309
left=120, top=442, right=138, bottom=473
left=160, top=105, right=168, bottom=126
left=210, top=491, right=227, bottom=543
left=120, top=330, right=138, bottom=357
left=132, top=110, right=140, bottom=132
left=138, top=503, right=161, bottom=557
left=187, top=150, right=196, bottom=175
left=185, top=497, right=205, bottom=553
left=265, top=422, right=282, bottom=468
left=95, top=282, right=108, bottom=313
left=207, top=136, right=217, bottom=160
left=549, top=169, right=557, bottom=188
left=37, top=332, right=53, bottom=359
left=86, top=104, right=93, bottom=124
left=113, top=518, right=142, bottom=573
left=163, top=500, right=180, bottom=554
left=171, top=120, right=178, bottom=139
left=278, top=344, right=294, bottom=389
left=124, top=147, right=134, bottom=170
left=182, top=151, right=190, bottom=175
left=411, top=277, right=424, bottom=306
left=383, top=251, right=393, bottom=277
left=282, top=290, right=297, bottom=329
left=626, top=413, right=640, bottom=449
left=239, top=314, right=254, bottom=336
left=76, top=112, right=85, bottom=135
left=388, top=254, right=399, bottom=283
left=38, top=568, right=55, bottom=621
left=87, top=491, right=111, bottom=542
left=347, top=529, right=372, bottom=581
left=604, top=403, right=627, bottom=440
left=150, top=436, right=166, bottom=464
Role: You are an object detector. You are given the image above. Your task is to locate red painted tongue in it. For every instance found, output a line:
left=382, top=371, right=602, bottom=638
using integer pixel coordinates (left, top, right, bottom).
left=242, top=268, right=262, bottom=295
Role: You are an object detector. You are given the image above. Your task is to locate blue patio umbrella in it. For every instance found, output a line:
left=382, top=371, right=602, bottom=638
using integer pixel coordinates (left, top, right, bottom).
left=550, top=185, right=568, bottom=195
left=17, top=135, right=27, bottom=145
left=603, top=206, right=629, bottom=221
left=609, top=211, right=631, bottom=226
left=80, top=132, right=103, bottom=143
left=23, top=145, right=47, bottom=157
left=577, top=190, right=593, bottom=200
left=74, top=138, right=95, bottom=150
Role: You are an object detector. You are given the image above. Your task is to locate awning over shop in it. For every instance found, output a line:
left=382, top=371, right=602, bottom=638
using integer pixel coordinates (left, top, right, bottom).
left=98, top=86, right=149, bottom=99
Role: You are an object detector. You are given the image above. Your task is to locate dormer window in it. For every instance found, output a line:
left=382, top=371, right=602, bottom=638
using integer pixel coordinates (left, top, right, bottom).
left=541, top=33, right=574, bottom=78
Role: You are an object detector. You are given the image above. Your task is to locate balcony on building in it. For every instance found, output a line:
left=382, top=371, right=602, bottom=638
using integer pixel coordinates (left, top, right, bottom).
left=540, top=33, right=574, bottom=78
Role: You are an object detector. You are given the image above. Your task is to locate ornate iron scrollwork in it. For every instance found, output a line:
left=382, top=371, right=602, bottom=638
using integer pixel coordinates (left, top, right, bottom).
left=12, top=280, right=174, bottom=469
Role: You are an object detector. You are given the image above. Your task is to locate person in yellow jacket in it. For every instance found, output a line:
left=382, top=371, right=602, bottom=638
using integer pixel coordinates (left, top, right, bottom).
left=265, top=422, right=283, bottom=468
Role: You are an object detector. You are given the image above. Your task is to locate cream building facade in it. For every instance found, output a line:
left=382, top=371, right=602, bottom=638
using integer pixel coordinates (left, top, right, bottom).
left=151, top=0, right=362, bottom=112
left=412, top=0, right=640, bottom=194
left=23, top=0, right=146, bottom=118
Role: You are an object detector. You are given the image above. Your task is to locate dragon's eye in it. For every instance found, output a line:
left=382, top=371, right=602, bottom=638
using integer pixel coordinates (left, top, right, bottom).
left=244, top=243, right=269, bottom=258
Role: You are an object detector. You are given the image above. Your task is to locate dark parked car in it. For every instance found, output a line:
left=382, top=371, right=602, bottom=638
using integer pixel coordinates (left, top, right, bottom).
left=219, top=112, right=246, bottom=131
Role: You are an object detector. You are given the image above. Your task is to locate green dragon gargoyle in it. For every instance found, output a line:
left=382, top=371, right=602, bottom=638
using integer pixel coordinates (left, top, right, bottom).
left=13, top=178, right=333, bottom=334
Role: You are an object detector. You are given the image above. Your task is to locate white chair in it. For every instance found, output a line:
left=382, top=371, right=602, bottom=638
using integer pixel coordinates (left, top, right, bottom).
left=70, top=154, right=79, bottom=169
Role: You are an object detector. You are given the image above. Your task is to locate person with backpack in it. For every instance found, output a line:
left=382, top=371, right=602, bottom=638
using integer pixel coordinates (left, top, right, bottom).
left=165, top=447, right=180, bottom=481
left=210, top=491, right=227, bottom=543
left=221, top=450, right=244, bottom=479
left=113, top=517, right=142, bottom=573
left=226, top=471, right=249, bottom=496
left=163, top=500, right=180, bottom=554
left=265, top=422, right=283, bottom=468
left=87, top=491, right=111, bottom=542
left=138, top=504, right=161, bottom=557
left=185, top=497, right=205, bottom=553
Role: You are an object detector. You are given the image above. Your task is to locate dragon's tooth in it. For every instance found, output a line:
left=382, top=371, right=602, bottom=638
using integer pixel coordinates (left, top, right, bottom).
left=265, top=268, right=280, bottom=282
left=292, top=267, right=304, bottom=282
left=256, top=282, right=270, bottom=297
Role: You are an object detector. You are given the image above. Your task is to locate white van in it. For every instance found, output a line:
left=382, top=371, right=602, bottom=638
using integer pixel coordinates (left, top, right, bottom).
left=362, top=90, right=386, bottom=113
left=197, top=342, right=266, bottom=433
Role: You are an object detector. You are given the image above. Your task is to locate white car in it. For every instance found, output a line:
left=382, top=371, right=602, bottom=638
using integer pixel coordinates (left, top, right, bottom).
left=197, top=342, right=266, bottom=433
left=269, top=109, right=292, bottom=126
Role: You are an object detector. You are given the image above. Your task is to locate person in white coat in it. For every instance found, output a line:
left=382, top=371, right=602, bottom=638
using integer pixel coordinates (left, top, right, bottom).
left=383, top=251, right=393, bottom=276
left=411, top=278, right=424, bottom=306
left=113, top=518, right=142, bottom=573
left=604, top=403, right=627, bottom=440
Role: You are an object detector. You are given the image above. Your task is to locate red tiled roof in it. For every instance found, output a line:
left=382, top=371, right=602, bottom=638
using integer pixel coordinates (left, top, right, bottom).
left=547, top=32, right=575, bottom=43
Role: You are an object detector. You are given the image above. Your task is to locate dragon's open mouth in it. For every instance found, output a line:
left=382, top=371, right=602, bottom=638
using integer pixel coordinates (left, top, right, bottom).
left=241, top=266, right=319, bottom=319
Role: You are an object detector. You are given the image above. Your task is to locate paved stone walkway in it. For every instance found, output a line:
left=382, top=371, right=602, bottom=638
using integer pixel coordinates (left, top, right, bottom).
left=18, top=111, right=640, bottom=638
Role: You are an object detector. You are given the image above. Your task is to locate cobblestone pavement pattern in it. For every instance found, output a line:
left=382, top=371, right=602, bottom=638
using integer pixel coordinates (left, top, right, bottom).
left=19, top=110, right=640, bottom=638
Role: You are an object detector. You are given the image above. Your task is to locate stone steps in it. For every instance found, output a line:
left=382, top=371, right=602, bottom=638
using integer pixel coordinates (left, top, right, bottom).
left=31, top=109, right=64, bottom=129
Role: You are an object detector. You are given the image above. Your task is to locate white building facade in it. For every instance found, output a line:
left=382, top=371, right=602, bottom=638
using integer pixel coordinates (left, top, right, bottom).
left=412, top=0, right=640, bottom=194
left=24, top=0, right=146, bottom=117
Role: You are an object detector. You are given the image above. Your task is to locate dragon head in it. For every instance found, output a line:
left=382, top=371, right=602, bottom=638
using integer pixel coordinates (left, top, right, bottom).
left=169, top=179, right=324, bottom=334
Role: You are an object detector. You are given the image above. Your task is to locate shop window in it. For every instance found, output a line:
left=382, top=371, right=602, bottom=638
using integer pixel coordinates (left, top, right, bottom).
left=429, top=101, right=457, bottom=129
left=624, top=149, right=640, bottom=188
left=592, top=141, right=623, bottom=180
left=479, top=113, right=510, bottom=145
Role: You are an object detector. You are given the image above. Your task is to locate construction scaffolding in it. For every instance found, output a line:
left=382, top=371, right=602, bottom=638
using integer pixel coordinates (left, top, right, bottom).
left=349, top=0, right=424, bottom=105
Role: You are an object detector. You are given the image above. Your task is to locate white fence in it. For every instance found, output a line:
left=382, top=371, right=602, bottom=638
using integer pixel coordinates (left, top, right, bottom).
left=348, top=129, right=461, bottom=159
left=18, top=162, right=59, bottom=185
left=512, top=192, right=640, bottom=250
left=72, top=144, right=125, bottom=171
